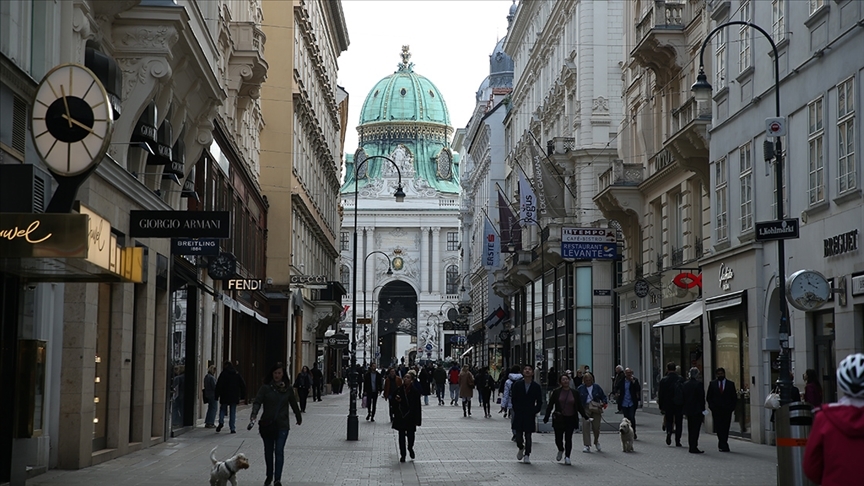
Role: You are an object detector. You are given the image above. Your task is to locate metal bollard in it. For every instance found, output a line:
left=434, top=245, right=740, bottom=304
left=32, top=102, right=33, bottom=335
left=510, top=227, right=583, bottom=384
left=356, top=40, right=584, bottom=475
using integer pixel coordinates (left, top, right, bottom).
left=775, top=401, right=816, bottom=486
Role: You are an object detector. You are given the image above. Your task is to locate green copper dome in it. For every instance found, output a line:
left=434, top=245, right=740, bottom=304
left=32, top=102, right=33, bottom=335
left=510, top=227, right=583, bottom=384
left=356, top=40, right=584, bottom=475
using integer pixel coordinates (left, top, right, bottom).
left=359, top=48, right=451, bottom=126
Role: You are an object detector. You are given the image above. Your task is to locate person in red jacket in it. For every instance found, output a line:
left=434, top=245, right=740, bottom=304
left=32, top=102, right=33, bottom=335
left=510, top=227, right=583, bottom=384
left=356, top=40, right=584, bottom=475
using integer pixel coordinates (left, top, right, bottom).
left=804, top=353, right=864, bottom=486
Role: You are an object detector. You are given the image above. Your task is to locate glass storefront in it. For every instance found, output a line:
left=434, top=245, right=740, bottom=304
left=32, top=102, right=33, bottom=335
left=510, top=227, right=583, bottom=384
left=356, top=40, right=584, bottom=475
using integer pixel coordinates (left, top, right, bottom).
left=813, top=310, right=836, bottom=403
left=713, top=317, right=750, bottom=438
left=170, top=289, right=188, bottom=430
left=93, top=283, right=111, bottom=450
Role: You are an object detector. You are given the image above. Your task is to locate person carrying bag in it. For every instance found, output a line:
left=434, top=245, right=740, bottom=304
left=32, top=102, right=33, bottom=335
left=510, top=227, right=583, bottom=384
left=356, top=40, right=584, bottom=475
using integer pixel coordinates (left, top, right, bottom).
left=250, top=364, right=302, bottom=486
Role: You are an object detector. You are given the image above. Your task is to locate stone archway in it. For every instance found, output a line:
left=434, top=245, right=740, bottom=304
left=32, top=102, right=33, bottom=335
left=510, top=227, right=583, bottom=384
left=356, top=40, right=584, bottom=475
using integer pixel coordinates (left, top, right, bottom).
left=377, top=280, right=418, bottom=368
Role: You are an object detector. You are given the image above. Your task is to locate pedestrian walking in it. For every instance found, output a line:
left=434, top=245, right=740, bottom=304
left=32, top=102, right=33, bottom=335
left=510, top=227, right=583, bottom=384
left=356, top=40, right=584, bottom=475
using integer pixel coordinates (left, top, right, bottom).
left=363, top=362, right=383, bottom=422
left=500, top=365, right=523, bottom=433
left=804, top=353, right=864, bottom=486
left=577, top=372, right=608, bottom=452
left=459, top=366, right=475, bottom=417
left=383, top=367, right=403, bottom=422
left=543, top=374, right=589, bottom=465
left=433, top=364, right=447, bottom=405
left=475, top=367, right=494, bottom=418
left=658, top=362, right=684, bottom=447
left=215, top=361, right=246, bottom=433
left=682, top=367, right=706, bottom=454
left=612, top=365, right=625, bottom=414
left=615, top=367, right=641, bottom=439
left=311, top=363, right=324, bottom=402
left=419, top=365, right=432, bottom=405
left=293, top=366, right=312, bottom=413
left=705, top=367, right=737, bottom=452
left=803, top=369, right=823, bottom=408
left=448, top=364, right=461, bottom=405
left=250, top=363, right=302, bottom=486
left=511, top=364, right=543, bottom=464
left=392, top=371, right=422, bottom=463
left=203, top=364, right=218, bottom=428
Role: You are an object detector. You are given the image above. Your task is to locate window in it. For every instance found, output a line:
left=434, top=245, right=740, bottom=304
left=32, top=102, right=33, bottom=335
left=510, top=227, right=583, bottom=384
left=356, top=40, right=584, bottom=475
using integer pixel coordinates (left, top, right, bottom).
left=340, top=232, right=349, bottom=251
left=809, top=0, right=824, bottom=15
left=446, top=232, right=459, bottom=251
left=738, top=1, right=751, bottom=73
left=739, top=142, right=753, bottom=232
left=714, top=27, right=727, bottom=89
left=715, top=158, right=728, bottom=242
left=808, top=98, right=825, bottom=205
left=340, top=264, right=350, bottom=291
left=445, top=265, right=459, bottom=295
left=838, top=77, right=856, bottom=194
left=772, top=0, right=785, bottom=42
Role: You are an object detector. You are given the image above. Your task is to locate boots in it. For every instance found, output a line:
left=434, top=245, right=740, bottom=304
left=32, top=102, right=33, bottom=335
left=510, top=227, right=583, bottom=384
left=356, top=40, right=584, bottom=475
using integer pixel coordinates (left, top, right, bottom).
left=467, top=401, right=472, bottom=416
left=463, top=401, right=467, bottom=417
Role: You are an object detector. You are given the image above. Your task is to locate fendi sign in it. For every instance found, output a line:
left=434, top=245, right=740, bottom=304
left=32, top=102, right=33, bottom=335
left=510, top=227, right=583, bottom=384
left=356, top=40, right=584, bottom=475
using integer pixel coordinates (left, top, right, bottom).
left=130, top=211, right=230, bottom=238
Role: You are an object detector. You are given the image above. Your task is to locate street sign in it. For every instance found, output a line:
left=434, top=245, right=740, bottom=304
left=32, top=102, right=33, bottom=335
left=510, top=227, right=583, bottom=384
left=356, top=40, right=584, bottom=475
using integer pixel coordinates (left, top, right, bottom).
left=449, top=335, right=467, bottom=344
left=326, top=333, right=350, bottom=348
left=755, top=218, right=799, bottom=241
left=765, top=117, right=787, bottom=137
left=357, top=317, right=372, bottom=324
left=561, top=227, right=617, bottom=260
left=425, top=343, right=433, bottom=351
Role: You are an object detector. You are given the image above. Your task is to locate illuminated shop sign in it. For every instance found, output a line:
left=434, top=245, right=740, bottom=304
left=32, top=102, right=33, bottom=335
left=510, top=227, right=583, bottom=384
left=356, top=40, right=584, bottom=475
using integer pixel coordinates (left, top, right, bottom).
left=130, top=211, right=230, bottom=238
left=0, top=213, right=88, bottom=258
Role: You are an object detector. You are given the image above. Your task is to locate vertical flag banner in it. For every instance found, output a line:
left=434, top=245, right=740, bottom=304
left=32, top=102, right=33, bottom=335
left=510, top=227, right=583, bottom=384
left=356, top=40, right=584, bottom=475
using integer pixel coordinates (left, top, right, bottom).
left=519, top=171, right=537, bottom=225
left=497, top=190, right=522, bottom=253
left=483, top=217, right=500, bottom=268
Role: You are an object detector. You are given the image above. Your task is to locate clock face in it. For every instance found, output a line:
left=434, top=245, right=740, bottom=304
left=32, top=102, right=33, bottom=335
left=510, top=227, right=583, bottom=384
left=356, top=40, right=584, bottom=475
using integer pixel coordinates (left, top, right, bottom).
left=786, top=269, right=831, bottom=311
left=208, top=252, right=236, bottom=280
left=31, top=63, right=114, bottom=176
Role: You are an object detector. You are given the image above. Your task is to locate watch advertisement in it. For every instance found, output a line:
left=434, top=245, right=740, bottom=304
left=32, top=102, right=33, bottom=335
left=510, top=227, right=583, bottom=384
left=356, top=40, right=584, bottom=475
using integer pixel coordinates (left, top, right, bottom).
left=130, top=211, right=230, bottom=238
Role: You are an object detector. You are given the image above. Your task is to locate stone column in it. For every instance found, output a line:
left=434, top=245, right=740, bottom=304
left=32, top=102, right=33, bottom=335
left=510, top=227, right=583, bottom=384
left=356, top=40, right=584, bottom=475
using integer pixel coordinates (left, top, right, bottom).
left=420, top=227, right=429, bottom=294
left=365, top=227, right=375, bottom=316
left=431, top=227, right=441, bottom=295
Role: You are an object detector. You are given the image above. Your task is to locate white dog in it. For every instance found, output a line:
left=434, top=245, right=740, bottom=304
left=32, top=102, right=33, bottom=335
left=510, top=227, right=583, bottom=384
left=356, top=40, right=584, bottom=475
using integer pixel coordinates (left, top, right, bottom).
left=209, top=446, right=250, bottom=486
left=619, top=418, right=635, bottom=452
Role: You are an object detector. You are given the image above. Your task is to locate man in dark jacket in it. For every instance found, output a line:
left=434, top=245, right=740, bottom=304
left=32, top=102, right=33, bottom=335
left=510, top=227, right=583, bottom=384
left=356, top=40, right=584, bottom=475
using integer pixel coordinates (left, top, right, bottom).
left=363, top=362, right=384, bottom=421
left=706, top=367, right=737, bottom=452
left=511, top=364, right=543, bottom=464
left=311, top=363, right=324, bottom=402
left=615, top=367, right=641, bottom=438
left=612, top=365, right=625, bottom=414
left=433, top=365, right=447, bottom=405
left=658, top=362, right=684, bottom=447
left=215, top=361, right=246, bottom=433
left=682, top=367, right=706, bottom=453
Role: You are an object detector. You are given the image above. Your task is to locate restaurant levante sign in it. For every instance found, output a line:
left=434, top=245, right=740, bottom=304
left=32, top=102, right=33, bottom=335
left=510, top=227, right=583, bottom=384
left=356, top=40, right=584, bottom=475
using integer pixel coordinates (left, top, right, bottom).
left=0, top=213, right=88, bottom=258
left=129, top=211, right=230, bottom=238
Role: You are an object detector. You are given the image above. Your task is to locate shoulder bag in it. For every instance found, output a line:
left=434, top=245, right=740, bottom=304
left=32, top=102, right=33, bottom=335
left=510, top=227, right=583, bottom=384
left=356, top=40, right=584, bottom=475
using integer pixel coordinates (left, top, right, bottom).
left=764, top=387, right=781, bottom=410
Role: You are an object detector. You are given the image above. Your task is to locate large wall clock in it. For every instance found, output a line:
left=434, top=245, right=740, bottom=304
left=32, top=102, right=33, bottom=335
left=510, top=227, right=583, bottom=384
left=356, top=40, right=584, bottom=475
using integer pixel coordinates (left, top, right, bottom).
left=786, top=269, right=831, bottom=311
left=31, top=63, right=114, bottom=176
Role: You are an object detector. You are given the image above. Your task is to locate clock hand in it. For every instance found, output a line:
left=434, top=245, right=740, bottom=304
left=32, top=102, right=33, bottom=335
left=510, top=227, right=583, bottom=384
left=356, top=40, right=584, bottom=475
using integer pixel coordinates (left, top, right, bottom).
left=61, top=114, right=99, bottom=136
left=60, top=85, right=73, bottom=128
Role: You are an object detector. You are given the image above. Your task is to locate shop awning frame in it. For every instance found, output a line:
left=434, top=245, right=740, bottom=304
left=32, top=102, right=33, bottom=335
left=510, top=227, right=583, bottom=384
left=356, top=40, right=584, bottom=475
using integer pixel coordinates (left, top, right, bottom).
left=652, top=300, right=704, bottom=328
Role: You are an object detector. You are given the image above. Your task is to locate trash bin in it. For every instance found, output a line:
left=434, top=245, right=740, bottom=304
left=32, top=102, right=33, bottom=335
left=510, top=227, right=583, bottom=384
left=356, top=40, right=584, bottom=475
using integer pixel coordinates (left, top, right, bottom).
left=775, top=401, right=816, bottom=486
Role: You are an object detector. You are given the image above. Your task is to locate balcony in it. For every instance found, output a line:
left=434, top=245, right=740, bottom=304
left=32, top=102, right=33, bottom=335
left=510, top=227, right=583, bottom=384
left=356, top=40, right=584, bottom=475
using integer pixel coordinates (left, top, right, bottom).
left=631, top=1, right=692, bottom=81
left=594, top=160, right=644, bottom=256
left=229, top=21, right=268, bottom=95
left=665, top=96, right=711, bottom=187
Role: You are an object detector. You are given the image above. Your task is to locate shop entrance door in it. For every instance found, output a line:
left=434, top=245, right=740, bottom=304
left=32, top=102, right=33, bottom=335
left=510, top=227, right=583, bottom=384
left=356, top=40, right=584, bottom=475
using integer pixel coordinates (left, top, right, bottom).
left=714, top=318, right=750, bottom=438
left=814, top=311, right=836, bottom=403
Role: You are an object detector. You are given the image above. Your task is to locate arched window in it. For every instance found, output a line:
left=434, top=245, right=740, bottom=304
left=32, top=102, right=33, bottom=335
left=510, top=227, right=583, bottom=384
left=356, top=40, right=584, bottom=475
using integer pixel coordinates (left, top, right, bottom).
left=340, top=265, right=351, bottom=291
left=445, top=265, right=459, bottom=295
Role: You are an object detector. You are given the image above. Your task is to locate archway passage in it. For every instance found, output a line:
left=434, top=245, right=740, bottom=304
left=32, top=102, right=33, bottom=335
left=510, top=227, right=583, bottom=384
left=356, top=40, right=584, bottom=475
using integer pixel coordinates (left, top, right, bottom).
left=377, top=280, right=417, bottom=368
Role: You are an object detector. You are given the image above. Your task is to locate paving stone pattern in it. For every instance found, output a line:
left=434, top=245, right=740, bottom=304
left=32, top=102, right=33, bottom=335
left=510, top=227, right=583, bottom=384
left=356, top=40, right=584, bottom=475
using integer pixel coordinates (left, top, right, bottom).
left=28, top=391, right=779, bottom=485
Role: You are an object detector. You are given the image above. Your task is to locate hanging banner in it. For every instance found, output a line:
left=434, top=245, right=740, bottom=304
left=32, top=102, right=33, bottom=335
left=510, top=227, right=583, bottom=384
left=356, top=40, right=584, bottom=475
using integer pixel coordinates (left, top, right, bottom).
left=518, top=171, right=537, bottom=225
left=483, top=217, right=500, bottom=269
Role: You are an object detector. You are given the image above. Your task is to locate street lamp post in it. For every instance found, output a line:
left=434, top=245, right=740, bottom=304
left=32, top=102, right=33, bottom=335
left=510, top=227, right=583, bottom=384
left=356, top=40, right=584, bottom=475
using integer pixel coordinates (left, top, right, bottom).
left=349, top=155, right=405, bottom=441
left=693, top=21, right=793, bottom=466
left=363, top=251, right=393, bottom=366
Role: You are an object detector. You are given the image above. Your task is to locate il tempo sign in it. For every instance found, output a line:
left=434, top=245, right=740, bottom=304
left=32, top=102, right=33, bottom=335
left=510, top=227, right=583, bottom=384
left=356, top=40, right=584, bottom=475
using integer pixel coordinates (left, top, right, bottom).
left=226, top=279, right=265, bottom=291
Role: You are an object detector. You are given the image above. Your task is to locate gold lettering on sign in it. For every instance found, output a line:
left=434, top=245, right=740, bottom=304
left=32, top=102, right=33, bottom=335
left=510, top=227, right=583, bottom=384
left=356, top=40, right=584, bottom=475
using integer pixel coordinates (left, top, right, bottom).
left=0, top=221, right=52, bottom=244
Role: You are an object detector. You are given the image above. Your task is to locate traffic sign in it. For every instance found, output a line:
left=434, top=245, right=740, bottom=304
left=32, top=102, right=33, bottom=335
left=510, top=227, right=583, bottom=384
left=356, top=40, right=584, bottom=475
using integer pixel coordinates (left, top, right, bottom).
left=755, top=218, right=799, bottom=241
left=765, top=117, right=786, bottom=137
left=425, top=343, right=433, bottom=351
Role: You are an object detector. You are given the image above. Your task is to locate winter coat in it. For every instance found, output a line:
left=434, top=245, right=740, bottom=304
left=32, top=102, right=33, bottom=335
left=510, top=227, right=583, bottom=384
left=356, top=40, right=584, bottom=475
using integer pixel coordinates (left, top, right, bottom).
left=448, top=367, right=460, bottom=385
left=418, top=369, right=432, bottom=395
left=658, top=371, right=683, bottom=412
left=215, top=369, right=246, bottom=405
left=576, top=383, right=608, bottom=409
left=251, top=381, right=302, bottom=431
left=681, top=378, right=705, bottom=417
left=311, top=366, right=323, bottom=385
left=500, top=373, right=522, bottom=410
left=474, top=371, right=492, bottom=393
left=294, top=371, right=312, bottom=390
left=391, top=383, right=422, bottom=432
left=615, top=377, right=642, bottom=408
left=204, top=372, right=217, bottom=403
left=544, top=386, right=588, bottom=428
left=433, top=367, right=447, bottom=384
left=804, top=397, right=864, bottom=486
left=383, top=375, right=403, bottom=400
left=804, top=382, right=823, bottom=408
left=363, top=370, right=384, bottom=396
left=458, top=371, right=475, bottom=398
left=510, top=379, right=543, bottom=432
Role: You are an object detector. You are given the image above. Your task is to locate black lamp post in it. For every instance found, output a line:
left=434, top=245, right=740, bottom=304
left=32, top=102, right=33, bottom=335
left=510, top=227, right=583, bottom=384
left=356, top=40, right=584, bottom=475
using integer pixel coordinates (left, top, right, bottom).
left=693, top=19, right=794, bottom=417
left=363, top=251, right=393, bottom=366
left=349, top=155, right=404, bottom=441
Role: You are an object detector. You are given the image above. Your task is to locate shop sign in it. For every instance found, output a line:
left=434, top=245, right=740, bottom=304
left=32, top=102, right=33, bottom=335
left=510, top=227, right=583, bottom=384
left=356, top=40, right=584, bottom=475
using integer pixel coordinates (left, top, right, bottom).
left=561, top=227, right=617, bottom=260
left=755, top=218, right=799, bottom=241
left=171, top=238, right=220, bottom=256
left=289, top=275, right=326, bottom=284
left=719, top=263, right=734, bottom=291
left=823, top=229, right=858, bottom=257
left=851, top=274, right=864, bottom=296
left=661, top=269, right=700, bottom=307
left=129, top=211, right=230, bottom=238
left=77, top=204, right=111, bottom=269
left=0, top=213, right=88, bottom=258
left=226, top=279, right=264, bottom=291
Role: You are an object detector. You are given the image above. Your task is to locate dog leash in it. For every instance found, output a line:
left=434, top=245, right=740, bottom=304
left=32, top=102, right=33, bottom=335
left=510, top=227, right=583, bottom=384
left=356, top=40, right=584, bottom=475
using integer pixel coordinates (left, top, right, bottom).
left=231, top=440, right=245, bottom=458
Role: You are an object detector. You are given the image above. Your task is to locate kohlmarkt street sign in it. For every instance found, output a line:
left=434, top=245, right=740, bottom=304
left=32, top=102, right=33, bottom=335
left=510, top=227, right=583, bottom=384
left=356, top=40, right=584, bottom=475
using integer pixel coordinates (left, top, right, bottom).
left=326, top=333, right=350, bottom=348
left=755, top=218, right=799, bottom=241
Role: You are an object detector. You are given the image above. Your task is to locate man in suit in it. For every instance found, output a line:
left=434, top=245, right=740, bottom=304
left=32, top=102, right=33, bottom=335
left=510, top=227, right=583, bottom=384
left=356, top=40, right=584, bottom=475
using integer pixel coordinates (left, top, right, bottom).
left=682, top=367, right=706, bottom=454
left=706, top=367, right=737, bottom=452
left=511, top=364, right=544, bottom=464
left=363, top=362, right=384, bottom=422
left=658, top=362, right=684, bottom=447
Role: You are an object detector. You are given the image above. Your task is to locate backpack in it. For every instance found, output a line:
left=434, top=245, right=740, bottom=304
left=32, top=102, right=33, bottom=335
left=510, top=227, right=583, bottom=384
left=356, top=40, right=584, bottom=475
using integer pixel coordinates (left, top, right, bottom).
left=673, top=378, right=684, bottom=406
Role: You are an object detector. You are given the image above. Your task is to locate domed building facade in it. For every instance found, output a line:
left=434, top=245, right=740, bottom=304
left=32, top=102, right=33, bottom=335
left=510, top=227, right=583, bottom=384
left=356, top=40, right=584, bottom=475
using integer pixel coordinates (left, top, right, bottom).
left=340, top=47, right=463, bottom=368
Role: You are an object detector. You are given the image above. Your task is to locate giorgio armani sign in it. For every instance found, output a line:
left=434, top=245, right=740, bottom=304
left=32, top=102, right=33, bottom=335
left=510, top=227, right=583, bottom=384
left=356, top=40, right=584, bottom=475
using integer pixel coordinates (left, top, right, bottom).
left=130, top=211, right=230, bottom=238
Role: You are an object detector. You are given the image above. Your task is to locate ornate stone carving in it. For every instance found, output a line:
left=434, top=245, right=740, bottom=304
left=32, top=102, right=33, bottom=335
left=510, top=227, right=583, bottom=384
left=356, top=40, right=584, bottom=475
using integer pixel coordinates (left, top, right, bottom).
left=436, top=148, right=453, bottom=180
left=117, top=58, right=173, bottom=100
left=593, top=96, right=609, bottom=113
left=117, top=26, right=178, bottom=50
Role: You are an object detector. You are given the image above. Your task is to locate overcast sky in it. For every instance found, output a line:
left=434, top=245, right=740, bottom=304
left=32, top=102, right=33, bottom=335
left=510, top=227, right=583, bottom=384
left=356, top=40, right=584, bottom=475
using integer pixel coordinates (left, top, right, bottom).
left=338, top=0, right=515, bottom=156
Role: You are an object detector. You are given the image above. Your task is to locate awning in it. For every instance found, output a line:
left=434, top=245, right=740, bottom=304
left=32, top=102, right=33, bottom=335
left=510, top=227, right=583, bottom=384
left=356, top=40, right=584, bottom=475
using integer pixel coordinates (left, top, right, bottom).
left=705, top=290, right=746, bottom=312
left=222, top=294, right=268, bottom=324
left=652, top=300, right=704, bottom=328
left=460, top=346, right=475, bottom=358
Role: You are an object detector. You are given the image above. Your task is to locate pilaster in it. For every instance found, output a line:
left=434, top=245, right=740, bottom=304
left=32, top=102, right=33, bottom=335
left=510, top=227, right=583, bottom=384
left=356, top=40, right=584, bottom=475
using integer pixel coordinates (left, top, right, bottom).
left=431, top=227, right=441, bottom=294
left=420, top=227, right=430, bottom=294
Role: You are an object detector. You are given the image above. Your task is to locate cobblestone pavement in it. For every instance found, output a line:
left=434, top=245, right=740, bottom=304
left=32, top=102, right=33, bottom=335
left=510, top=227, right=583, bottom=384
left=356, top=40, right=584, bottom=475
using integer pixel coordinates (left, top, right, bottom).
left=28, top=391, right=779, bottom=485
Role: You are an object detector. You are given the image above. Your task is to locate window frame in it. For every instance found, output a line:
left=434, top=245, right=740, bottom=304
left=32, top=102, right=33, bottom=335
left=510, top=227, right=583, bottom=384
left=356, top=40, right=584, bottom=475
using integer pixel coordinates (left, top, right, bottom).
left=715, top=157, right=729, bottom=242
left=837, top=77, right=856, bottom=194
left=446, top=231, right=459, bottom=251
left=809, top=0, right=824, bottom=15
left=714, top=27, right=727, bottom=89
left=340, top=231, right=350, bottom=251
left=738, top=1, right=752, bottom=73
left=445, top=265, right=460, bottom=295
left=739, top=142, right=753, bottom=232
left=808, top=97, right=826, bottom=205
left=771, top=0, right=785, bottom=43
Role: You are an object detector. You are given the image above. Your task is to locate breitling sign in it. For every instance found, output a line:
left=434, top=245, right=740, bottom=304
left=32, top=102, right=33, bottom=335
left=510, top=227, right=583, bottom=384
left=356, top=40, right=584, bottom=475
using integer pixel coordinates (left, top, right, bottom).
left=129, top=211, right=230, bottom=238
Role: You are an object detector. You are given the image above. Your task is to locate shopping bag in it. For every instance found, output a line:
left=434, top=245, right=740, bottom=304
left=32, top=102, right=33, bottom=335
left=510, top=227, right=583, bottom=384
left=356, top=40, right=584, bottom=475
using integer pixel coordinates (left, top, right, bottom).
left=361, top=395, right=368, bottom=408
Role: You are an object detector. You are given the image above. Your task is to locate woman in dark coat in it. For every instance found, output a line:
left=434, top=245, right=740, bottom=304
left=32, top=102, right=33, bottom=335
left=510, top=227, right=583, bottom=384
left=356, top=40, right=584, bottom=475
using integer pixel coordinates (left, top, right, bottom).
left=251, top=364, right=302, bottom=486
left=418, top=366, right=432, bottom=405
left=803, top=369, right=823, bottom=408
left=544, top=374, right=589, bottom=464
left=682, top=367, right=706, bottom=454
left=293, top=366, right=312, bottom=413
left=392, top=372, right=422, bottom=462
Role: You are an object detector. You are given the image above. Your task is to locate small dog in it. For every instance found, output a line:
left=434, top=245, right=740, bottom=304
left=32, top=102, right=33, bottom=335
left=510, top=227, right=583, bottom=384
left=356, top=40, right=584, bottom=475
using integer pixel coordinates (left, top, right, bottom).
left=619, top=418, right=635, bottom=452
left=209, top=446, right=250, bottom=486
